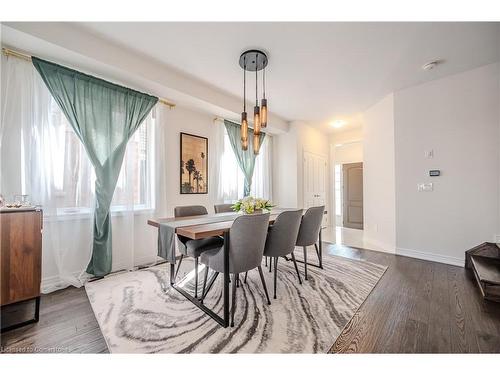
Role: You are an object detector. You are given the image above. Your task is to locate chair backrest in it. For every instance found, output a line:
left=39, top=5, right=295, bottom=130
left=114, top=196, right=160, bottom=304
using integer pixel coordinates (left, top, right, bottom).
left=174, top=205, right=208, bottom=218
left=214, top=203, right=234, bottom=214
left=264, top=209, right=303, bottom=257
left=229, top=213, right=270, bottom=274
left=296, top=206, right=325, bottom=247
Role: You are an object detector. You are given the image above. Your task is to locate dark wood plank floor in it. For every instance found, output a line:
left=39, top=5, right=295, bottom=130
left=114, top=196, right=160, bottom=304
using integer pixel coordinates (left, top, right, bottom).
left=329, top=244, right=500, bottom=353
left=1, top=243, right=499, bottom=353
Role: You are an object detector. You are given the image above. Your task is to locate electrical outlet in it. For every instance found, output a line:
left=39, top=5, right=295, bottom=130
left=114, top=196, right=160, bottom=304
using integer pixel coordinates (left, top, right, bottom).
left=424, top=150, right=434, bottom=159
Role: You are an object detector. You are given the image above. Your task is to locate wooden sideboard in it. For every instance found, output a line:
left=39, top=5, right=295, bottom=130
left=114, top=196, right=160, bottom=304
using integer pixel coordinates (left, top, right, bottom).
left=0, top=208, right=42, bottom=332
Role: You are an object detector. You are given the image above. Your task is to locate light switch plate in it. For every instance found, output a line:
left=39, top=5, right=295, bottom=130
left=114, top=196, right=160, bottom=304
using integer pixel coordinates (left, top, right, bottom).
left=424, top=150, right=434, bottom=159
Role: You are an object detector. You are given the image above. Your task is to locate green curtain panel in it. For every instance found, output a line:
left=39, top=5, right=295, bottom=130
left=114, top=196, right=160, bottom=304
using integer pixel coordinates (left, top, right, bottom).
left=224, top=120, right=266, bottom=197
left=32, top=57, right=158, bottom=276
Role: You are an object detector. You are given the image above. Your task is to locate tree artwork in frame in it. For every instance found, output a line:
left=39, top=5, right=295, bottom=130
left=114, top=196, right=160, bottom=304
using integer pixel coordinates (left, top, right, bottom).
left=180, top=132, right=208, bottom=194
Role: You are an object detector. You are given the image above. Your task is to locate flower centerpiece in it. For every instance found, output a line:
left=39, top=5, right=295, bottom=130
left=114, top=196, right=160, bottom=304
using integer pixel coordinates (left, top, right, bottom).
left=231, top=196, right=274, bottom=214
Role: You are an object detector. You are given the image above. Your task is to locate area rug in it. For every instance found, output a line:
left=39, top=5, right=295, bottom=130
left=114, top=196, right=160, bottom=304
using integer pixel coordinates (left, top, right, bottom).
left=85, top=249, right=386, bottom=353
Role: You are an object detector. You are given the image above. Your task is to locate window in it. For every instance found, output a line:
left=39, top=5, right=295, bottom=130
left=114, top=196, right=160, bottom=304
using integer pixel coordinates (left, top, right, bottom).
left=219, top=128, right=273, bottom=202
left=47, top=99, right=155, bottom=214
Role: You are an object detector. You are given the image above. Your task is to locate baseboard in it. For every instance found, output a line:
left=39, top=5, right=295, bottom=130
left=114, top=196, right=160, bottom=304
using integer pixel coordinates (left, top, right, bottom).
left=42, top=256, right=161, bottom=293
left=41, top=271, right=86, bottom=294
left=396, top=247, right=464, bottom=267
left=362, top=237, right=396, bottom=254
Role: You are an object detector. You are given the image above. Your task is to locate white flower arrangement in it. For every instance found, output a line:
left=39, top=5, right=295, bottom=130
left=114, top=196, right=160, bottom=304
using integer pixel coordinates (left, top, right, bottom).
left=231, top=196, right=274, bottom=214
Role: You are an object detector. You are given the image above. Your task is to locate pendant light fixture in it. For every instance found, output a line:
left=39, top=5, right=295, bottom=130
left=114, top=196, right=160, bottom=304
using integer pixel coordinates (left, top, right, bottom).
left=261, top=67, right=267, bottom=128
left=240, top=55, right=248, bottom=151
left=239, top=49, right=268, bottom=154
left=253, top=53, right=261, bottom=136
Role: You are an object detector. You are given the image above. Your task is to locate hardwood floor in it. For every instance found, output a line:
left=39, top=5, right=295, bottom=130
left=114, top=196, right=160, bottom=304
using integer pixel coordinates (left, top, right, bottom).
left=329, top=244, right=500, bottom=353
left=1, top=243, right=499, bottom=353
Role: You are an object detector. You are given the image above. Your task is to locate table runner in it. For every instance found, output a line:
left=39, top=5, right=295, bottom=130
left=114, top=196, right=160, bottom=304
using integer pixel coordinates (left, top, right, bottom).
left=157, top=212, right=242, bottom=263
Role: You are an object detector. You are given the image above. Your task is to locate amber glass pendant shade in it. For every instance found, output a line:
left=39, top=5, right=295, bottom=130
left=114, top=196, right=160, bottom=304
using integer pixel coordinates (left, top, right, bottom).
left=253, top=132, right=260, bottom=155
left=253, top=105, right=261, bottom=135
left=261, top=98, right=267, bottom=128
left=241, top=112, right=248, bottom=141
left=242, top=137, right=248, bottom=151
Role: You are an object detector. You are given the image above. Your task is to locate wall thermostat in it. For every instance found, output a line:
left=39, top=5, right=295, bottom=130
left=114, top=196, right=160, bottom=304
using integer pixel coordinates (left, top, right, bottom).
left=429, top=170, right=440, bottom=177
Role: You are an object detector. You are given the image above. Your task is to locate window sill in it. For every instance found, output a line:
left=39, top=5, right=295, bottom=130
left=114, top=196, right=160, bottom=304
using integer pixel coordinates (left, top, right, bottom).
left=43, top=206, right=155, bottom=222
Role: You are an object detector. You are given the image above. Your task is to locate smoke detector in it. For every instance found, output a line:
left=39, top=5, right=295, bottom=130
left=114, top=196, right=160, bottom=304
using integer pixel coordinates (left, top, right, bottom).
left=422, top=59, right=443, bottom=71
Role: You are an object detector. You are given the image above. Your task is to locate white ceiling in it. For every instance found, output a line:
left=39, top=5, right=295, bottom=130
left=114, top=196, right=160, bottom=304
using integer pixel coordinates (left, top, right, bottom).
left=70, top=23, right=500, bottom=131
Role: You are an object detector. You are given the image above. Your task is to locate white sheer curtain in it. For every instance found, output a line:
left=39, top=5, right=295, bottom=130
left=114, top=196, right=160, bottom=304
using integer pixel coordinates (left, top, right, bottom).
left=1, top=54, right=93, bottom=292
left=216, top=120, right=273, bottom=203
left=0, top=55, right=165, bottom=293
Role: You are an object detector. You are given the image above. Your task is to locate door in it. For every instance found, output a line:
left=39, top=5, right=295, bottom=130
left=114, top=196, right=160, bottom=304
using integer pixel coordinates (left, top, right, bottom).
left=342, top=162, right=363, bottom=229
left=303, top=151, right=327, bottom=226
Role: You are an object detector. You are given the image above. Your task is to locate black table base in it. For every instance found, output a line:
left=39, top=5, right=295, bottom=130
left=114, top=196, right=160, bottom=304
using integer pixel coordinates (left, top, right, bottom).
left=169, top=231, right=230, bottom=328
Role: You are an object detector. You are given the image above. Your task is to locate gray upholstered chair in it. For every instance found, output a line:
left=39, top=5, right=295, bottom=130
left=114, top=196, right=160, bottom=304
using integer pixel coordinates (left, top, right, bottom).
left=174, top=205, right=223, bottom=298
left=295, top=206, right=325, bottom=280
left=200, top=213, right=271, bottom=327
left=214, top=203, right=234, bottom=214
left=261, top=209, right=303, bottom=299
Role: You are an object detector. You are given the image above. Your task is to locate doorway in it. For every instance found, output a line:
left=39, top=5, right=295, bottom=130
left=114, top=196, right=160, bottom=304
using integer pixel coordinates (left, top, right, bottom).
left=335, top=162, right=364, bottom=229
left=303, top=151, right=327, bottom=226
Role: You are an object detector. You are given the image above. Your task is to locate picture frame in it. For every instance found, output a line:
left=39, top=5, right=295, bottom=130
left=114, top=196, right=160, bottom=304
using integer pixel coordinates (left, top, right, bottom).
left=180, top=132, right=208, bottom=194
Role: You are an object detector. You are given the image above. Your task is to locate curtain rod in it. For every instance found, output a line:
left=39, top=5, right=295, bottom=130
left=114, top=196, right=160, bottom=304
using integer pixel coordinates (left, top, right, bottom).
left=2, top=47, right=176, bottom=110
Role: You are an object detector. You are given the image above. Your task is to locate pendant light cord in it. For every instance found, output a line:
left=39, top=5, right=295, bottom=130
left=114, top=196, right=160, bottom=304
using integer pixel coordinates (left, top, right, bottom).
left=255, top=53, right=258, bottom=106
left=263, top=66, right=266, bottom=99
left=243, top=57, right=246, bottom=112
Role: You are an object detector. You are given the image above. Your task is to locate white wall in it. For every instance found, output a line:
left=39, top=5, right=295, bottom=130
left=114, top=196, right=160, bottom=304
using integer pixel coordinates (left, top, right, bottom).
left=362, top=94, right=397, bottom=253
left=163, top=107, right=220, bottom=215
left=331, top=127, right=364, bottom=164
left=394, top=63, right=500, bottom=265
left=273, top=129, right=298, bottom=208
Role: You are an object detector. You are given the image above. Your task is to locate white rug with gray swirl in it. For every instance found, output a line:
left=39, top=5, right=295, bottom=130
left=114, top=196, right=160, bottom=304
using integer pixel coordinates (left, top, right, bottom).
left=85, top=250, right=386, bottom=353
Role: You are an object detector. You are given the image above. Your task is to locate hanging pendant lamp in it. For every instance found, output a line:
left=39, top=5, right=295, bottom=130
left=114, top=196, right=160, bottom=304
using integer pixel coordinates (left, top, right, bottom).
left=240, top=56, right=248, bottom=151
left=239, top=49, right=268, bottom=153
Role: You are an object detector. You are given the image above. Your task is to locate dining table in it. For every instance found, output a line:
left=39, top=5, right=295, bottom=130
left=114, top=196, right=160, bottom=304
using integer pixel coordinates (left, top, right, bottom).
left=147, top=208, right=324, bottom=328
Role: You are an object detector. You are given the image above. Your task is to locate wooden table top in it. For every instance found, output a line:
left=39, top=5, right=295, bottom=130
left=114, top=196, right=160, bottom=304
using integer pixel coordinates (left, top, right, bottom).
left=147, top=212, right=282, bottom=240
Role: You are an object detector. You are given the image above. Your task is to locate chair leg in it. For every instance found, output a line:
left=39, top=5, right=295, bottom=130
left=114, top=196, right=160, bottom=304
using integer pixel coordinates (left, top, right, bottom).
left=174, top=254, right=184, bottom=280
left=202, top=271, right=219, bottom=302
left=273, top=257, right=278, bottom=299
left=244, top=271, right=248, bottom=283
left=201, top=265, right=209, bottom=303
left=231, top=273, right=238, bottom=327
left=265, top=256, right=267, bottom=267
left=291, top=251, right=302, bottom=284
left=269, top=256, right=272, bottom=272
left=257, top=266, right=271, bottom=305
left=303, top=246, right=308, bottom=280
left=194, top=257, right=199, bottom=298
left=314, top=243, right=320, bottom=260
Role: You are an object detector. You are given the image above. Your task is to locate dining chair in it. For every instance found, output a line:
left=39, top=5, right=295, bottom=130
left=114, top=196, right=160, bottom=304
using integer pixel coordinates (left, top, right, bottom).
left=261, top=209, right=303, bottom=299
left=200, top=213, right=271, bottom=327
left=295, top=205, right=325, bottom=280
left=214, top=203, right=234, bottom=214
left=174, top=205, right=224, bottom=298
